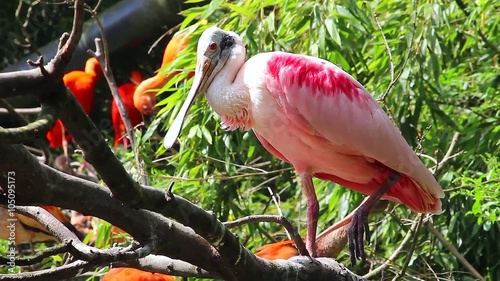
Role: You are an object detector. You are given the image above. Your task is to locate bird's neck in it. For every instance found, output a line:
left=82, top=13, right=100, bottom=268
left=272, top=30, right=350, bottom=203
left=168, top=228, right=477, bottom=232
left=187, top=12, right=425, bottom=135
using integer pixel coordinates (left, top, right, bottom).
left=206, top=52, right=251, bottom=131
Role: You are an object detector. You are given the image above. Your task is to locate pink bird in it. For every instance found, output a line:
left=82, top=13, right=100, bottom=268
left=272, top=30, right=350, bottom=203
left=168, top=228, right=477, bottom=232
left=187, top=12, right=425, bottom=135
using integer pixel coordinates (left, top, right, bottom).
left=164, top=27, right=444, bottom=263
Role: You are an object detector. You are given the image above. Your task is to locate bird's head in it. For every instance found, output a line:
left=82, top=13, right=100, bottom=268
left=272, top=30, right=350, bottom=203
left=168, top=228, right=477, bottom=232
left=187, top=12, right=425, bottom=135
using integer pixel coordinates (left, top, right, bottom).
left=84, top=57, right=103, bottom=78
left=163, top=26, right=245, bottom=149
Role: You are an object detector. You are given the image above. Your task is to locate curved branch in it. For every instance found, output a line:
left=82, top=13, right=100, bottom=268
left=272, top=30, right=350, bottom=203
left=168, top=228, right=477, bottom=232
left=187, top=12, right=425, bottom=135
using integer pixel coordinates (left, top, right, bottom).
left=224, top=214, right=308, bottom=256
left=0, top=243, right=69, bottom=266
left=0, top=100, right=58, bottom=143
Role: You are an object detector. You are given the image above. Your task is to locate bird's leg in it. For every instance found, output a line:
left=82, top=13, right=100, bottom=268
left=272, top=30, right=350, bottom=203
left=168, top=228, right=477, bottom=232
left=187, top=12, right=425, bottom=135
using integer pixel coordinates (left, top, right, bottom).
left=348, top=171, right=401, bottom=265
left=300, top=173, right=319, bottom=257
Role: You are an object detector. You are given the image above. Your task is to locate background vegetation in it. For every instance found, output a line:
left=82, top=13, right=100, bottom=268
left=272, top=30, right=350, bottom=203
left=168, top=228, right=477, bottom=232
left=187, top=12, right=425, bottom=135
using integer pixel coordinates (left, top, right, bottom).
left=1, top=0, right=499, bottom=280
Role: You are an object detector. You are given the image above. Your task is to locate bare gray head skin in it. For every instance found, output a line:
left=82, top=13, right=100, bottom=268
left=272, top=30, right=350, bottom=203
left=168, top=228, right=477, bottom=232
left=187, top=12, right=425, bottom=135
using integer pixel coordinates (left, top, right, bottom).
left=163, top=27, right=244, bottom=149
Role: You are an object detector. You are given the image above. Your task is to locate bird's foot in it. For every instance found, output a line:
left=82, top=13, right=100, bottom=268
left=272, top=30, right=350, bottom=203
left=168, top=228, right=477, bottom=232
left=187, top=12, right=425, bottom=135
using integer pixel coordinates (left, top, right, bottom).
left=347, top=208, right=370, bottom=265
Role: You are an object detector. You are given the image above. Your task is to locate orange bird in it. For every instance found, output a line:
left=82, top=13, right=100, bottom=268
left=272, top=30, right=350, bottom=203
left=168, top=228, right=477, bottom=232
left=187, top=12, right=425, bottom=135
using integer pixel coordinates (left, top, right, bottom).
left=46, top=57, right=102, bottom=148
left=112, top=70, right=144, bottom=147
left=133, top=33, right=190, bottom=115
left=0, top=206, right=76, bottom=245
left=103, top=268, right=175, bottom=281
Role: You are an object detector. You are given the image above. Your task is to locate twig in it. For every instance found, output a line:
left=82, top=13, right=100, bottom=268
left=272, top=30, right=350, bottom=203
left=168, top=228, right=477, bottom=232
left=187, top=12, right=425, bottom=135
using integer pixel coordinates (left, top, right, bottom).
left=224, top=214, right=308, bottom=257
left=391, top=214, right=423, bottom=281
left=363, top=214, right=422, bottom=279
left=376, top=1, right=417, bottom=103
left=0, top=99, right=30, bottom=124
left=435, top=132, right=461, bottom=172
left=267, top=187, right=284, bottom=217
left=0, top=101, right=58, bottom=143
left=0, top=242, right=69, bottom=266
left=374, top=12, right=394, bottom=102
left=455, top=0, right=500, bottom=54
left=27, top=56, right=48, bottom=76
left=0, top=106, right=42, bottom=115
left=0, top=260, right=93, bottom=281
left=426, top=220, right=486, bottom=281
left=85, top=7, right=148, bottom=185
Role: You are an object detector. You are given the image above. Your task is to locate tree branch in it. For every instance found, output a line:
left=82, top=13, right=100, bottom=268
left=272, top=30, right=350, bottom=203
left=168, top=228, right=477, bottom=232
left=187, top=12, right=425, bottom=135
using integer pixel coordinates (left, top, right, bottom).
left=426, top=220, right=485, bottom=281
left=224, top=214, right=308, bottom=257
left=0, top=260, right=94, bottom=281
left=0, top=243, right=69, bottom=266
left=0, top=99, right=59, bottom=143
left=112, top=255, right=217, bottom=279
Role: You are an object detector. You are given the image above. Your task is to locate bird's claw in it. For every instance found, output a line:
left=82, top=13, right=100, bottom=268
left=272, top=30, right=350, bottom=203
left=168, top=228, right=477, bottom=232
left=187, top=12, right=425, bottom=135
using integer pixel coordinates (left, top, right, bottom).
left=348, top=209, right=370, bottom=265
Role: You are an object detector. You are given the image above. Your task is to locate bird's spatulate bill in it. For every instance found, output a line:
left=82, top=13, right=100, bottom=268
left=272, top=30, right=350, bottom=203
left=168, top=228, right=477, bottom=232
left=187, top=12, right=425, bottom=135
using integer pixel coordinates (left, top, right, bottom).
left=163, top=54, right=216, bottom=149
left=163, top=81, right=200, bottom=149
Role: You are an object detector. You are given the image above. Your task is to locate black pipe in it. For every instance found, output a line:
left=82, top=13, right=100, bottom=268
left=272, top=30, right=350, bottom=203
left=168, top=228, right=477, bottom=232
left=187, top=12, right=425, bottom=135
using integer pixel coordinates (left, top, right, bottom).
left=2, top=0, right=186, bottom=73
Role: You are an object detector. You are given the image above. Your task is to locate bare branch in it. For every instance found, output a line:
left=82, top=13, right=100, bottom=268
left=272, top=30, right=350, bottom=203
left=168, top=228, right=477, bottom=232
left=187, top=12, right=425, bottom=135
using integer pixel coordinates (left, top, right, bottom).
left=0, top=106, right=42, bottom=115
left=0, top=100, right=59, bottom=143
left=0, top=243, right=69, bottom=266
left=426, top=220, right=486, bottom=281
left=435, top=132, right=461, bottom=172
left=87, top=36, right=147, bottom=185
left=391, top=214, right=423, bottom=281
left=0, top=99, right=30, bottom=123
left=224, top=214, right=308, bottom=257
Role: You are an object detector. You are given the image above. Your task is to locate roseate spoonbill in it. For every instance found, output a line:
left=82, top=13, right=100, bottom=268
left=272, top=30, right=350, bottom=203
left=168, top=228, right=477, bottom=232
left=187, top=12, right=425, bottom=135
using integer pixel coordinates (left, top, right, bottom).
left=112, top=70, right=144, bottom=147
left=163, top=27, right=444, bottom=263
left=255, top=200, right=389, bottom=260
left=46, top=57, right=102, bottom=149
left=133, top=33, right=191, bottom=115
left=103, top=268, right=175, bottom=281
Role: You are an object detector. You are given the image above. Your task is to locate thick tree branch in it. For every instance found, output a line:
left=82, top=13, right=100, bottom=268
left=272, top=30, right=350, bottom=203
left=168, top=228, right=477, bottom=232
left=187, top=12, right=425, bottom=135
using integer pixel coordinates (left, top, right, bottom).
left=14, top=206, right=155, bottom=263
left=112, top=255, right=217, bottom=279
left=0, top=142, right=226, bottom=277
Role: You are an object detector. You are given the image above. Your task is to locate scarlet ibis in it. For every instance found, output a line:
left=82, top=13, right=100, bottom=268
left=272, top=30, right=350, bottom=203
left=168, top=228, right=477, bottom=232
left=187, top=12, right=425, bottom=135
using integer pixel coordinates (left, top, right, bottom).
left=164, top=27, right=444, bottom=263
left=112, top=70, right=144, bottom=147
left=103, top=268, right=175, bottom=281
left=255, top=200, right=389, bottom=260
left=133, top=33, right=190, bottom=115
left=46, top=57, right=102, bottom=148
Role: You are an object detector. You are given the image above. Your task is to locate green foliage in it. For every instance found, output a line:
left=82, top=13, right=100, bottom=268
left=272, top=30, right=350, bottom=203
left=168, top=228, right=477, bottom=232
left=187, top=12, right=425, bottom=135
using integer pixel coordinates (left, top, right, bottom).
left=0, top=0, right=498, bottom=280
left=150, top=0, right=500, bottom=280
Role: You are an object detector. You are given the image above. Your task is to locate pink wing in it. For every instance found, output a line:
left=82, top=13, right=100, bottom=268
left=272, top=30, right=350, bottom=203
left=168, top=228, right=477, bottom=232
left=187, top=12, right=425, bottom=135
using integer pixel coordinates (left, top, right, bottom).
left=263, top=52, right=444, bottom=208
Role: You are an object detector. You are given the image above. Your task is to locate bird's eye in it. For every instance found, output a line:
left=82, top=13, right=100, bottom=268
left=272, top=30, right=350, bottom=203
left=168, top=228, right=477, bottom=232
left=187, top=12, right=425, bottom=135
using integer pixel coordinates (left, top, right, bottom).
left=209, top=42, right=218, bottom=50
